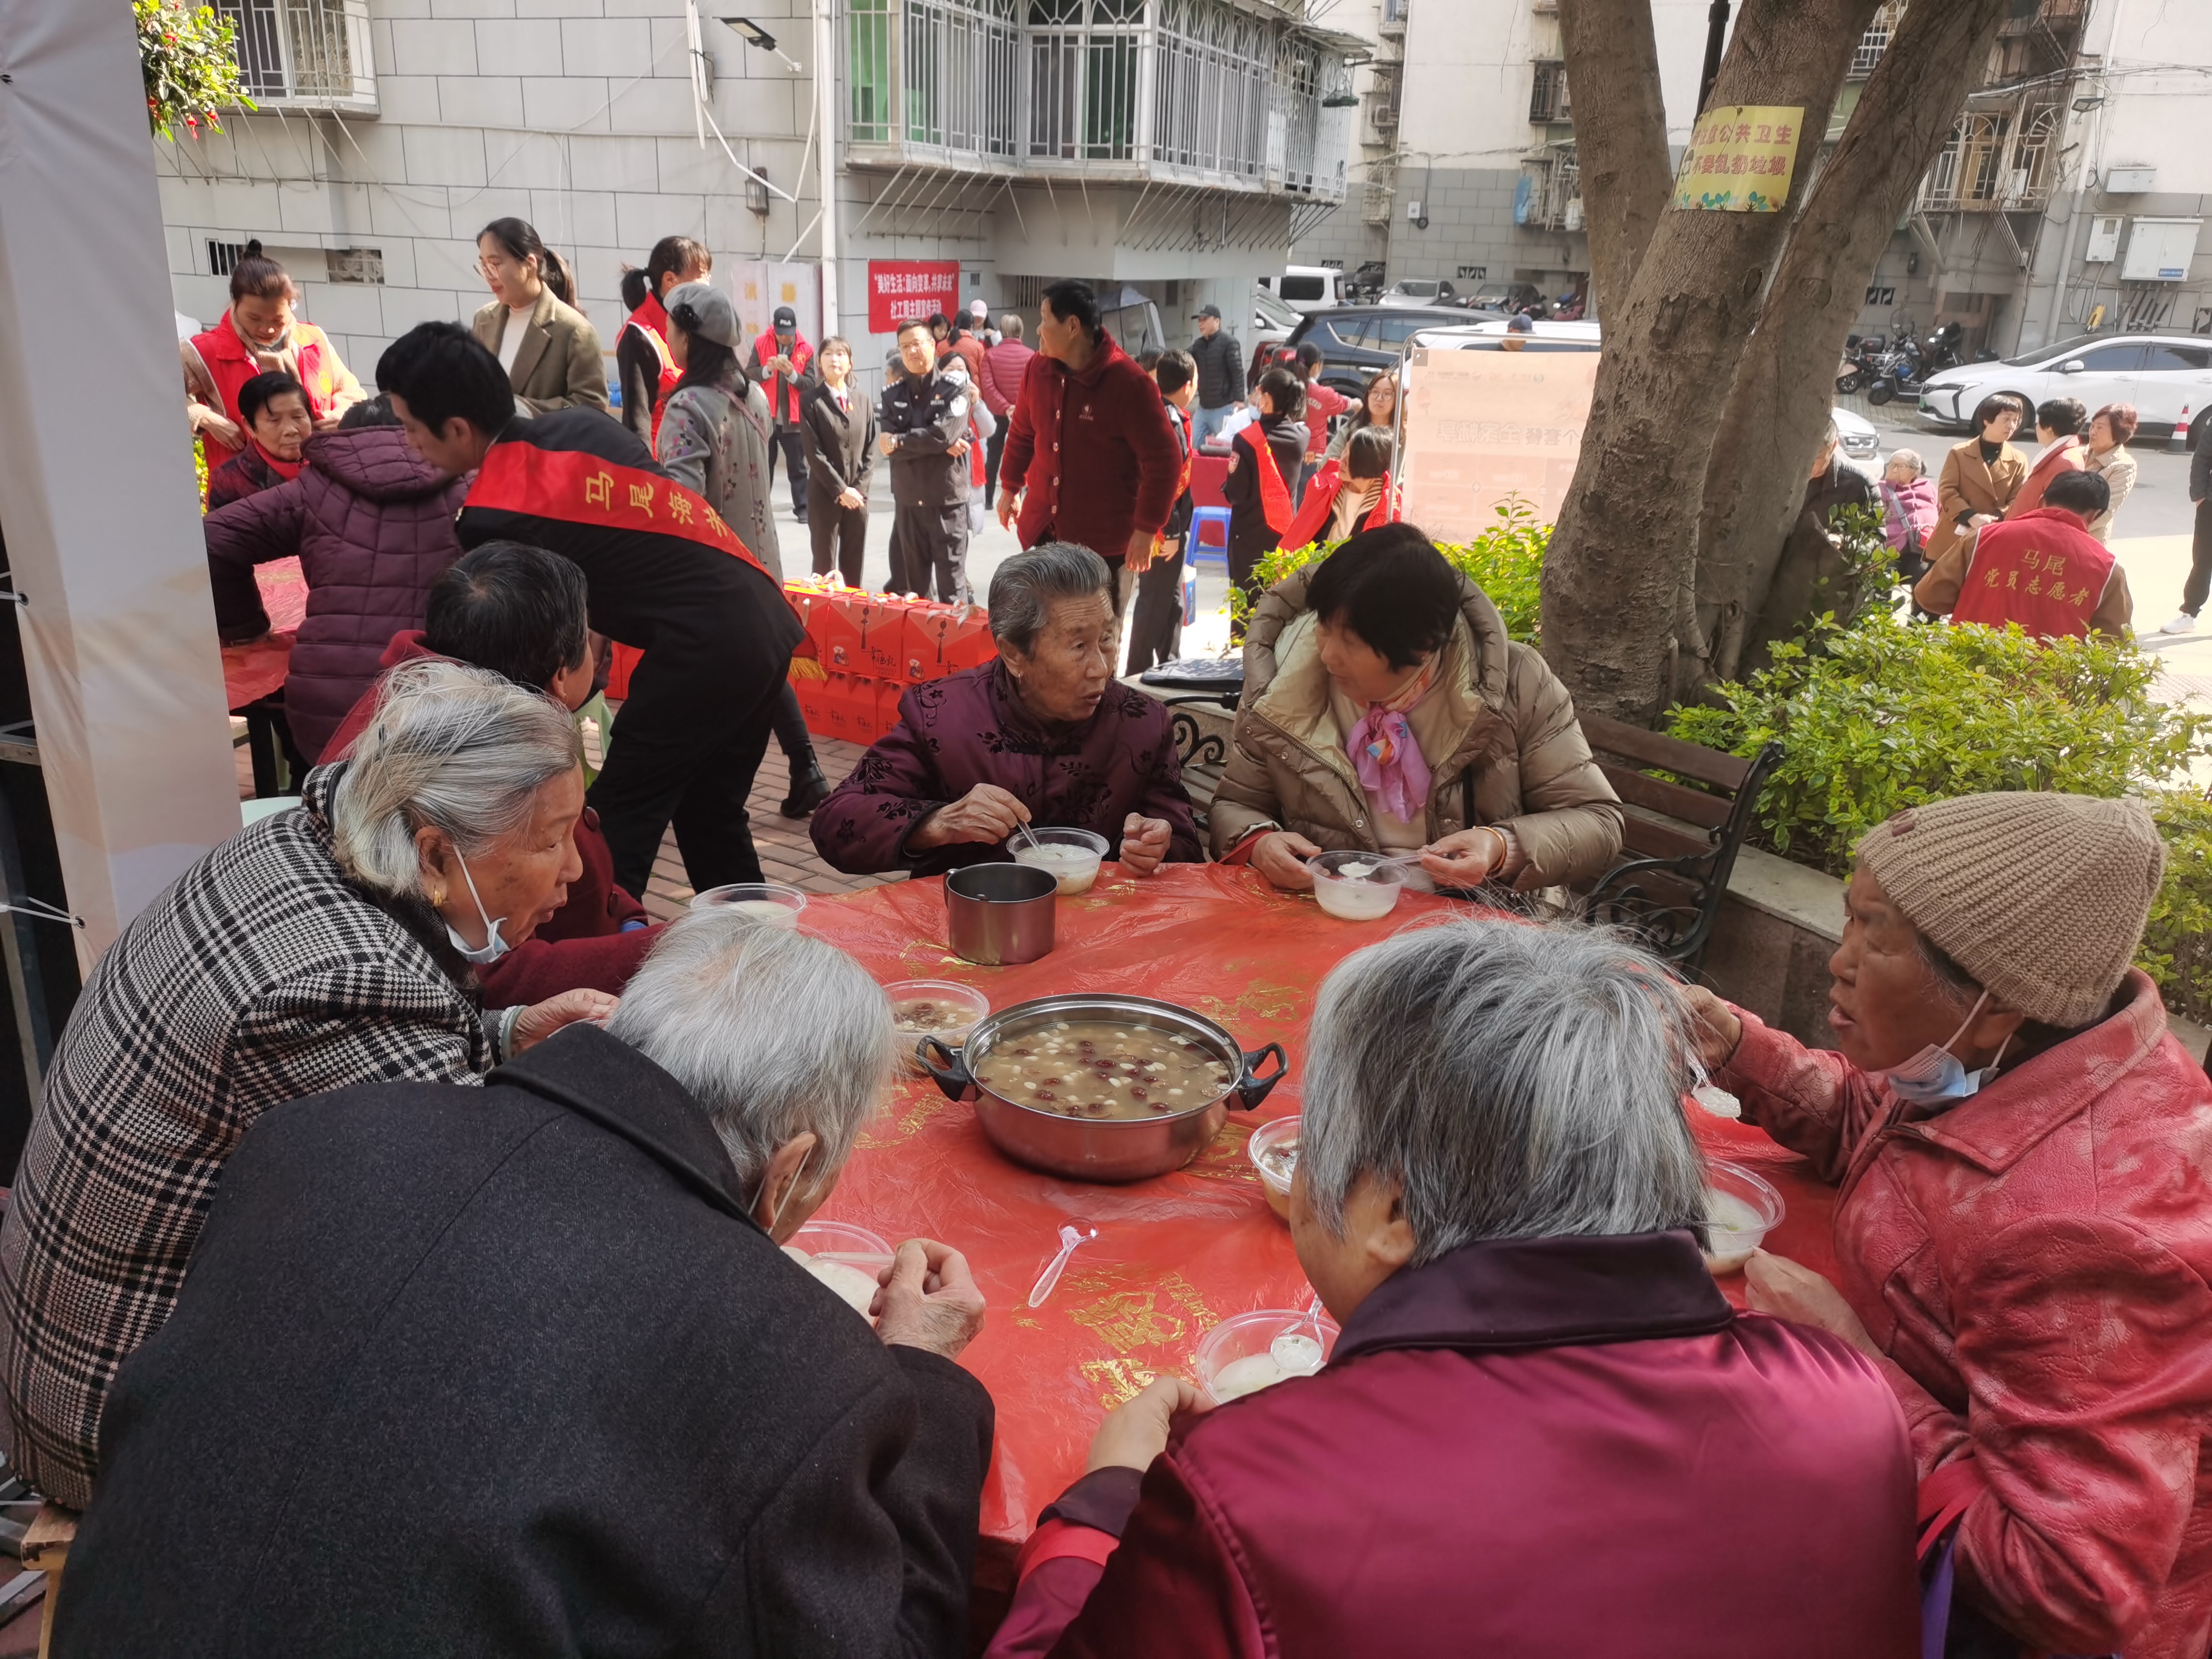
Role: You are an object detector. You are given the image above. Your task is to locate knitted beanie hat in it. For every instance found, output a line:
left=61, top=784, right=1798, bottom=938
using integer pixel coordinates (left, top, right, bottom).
left=1857, top=791, right=2164, bottom=1029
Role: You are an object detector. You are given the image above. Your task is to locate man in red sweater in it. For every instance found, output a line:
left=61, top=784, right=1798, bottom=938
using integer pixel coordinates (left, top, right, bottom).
left=996, top=280, right=1181, bottom=600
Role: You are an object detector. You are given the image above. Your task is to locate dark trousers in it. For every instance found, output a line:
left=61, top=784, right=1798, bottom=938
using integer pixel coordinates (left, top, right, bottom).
left=768, top=426, right=809, bottom=517
left=2187, top=497, right=2212, bottom=616
left=1227, top=527, right=1272, bottom=640
left=773, top=680, right=814, bottom=770
left=984, top=421, right=1008, bottom=504
left=1125, top=540, right=1186, bottom=673
left=808, top=483, right=868, bottom=588
left=889, top=501, right=971, bottom=604
left=592, top=641, right=783, bottom=897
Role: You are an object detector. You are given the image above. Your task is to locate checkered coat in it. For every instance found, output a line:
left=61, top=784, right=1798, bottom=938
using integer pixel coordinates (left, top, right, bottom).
left=0, top=766, right=489, bottom=1509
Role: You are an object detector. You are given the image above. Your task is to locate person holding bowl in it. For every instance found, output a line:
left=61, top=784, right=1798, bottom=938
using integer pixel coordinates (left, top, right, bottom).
left=984, top=918, right=1920, bottom=1655
left=812, top=542, right=1202, bottom=880
left=1211, top=524, right=1621, bottom=895
left=1679, top=791, right=2212, bottom=1658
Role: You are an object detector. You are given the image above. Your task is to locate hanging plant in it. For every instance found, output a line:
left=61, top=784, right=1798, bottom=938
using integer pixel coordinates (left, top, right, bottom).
left=135, top=0, right=256, bottom=141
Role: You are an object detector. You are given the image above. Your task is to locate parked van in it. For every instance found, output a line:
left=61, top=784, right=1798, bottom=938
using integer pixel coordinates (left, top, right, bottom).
left=1262, top=264, right=1349, bottom=315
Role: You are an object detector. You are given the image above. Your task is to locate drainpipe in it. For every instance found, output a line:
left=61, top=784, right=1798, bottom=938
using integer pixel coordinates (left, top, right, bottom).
left=2043, top=0, right=2125, bottom=343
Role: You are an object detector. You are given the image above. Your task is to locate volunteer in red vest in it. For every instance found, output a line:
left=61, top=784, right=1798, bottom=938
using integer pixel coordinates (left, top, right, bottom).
left=1221, top=364, right=1309, bottom=633
left=1913, top=469, right=2131, bottom=640
left=375, top=321, right=805, bottom=900
left=996, top=278, right=1182, bottom=600
left=1278, top=426, right=1398, bottom=555
left=182, top=243, right=364, bottom=486
left=616, top=235, right=709, bottom=448
left=2004, top=396, right=2088, bottom=518
left=746, top=305, right=816, bottom=525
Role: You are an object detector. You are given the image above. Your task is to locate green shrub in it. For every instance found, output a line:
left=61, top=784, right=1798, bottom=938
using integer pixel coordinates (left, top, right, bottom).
left=136, top=0, right=255, bottom=141
left=2141, top=791, right=2212, bottom=1026
left=1224, top=494, right=1547, bottom=644
left=1667, top=611, right=2212, bottom=877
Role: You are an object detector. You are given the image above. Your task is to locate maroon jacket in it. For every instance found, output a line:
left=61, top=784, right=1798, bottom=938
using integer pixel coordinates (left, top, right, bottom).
left=988, top=1232, right=1921, bottom=1659
left=204, top=427, right=468, bottom=760
left=998, top=332, right=1181, bottom=565
left=979, top=338, right=1036, bottom=419
left=324, top=632, right=660, bottom=1008
left=809, top=662, right=1202, bottom=878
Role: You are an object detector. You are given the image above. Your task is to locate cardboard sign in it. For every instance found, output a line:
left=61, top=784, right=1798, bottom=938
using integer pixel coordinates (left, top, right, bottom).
left=867, top=261, right=960, bottom=335
left=1396, top=345, right=1600, bottom=543
left=1671, top=105, right=1802, bottom=212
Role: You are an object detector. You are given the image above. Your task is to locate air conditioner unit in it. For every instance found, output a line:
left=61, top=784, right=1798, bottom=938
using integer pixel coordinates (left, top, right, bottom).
left=2085, top=214, right=2122, bottom=263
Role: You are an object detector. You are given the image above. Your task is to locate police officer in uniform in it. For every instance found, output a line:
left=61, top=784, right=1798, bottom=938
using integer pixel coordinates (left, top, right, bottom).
left=877, top=316, right=974, bottom=603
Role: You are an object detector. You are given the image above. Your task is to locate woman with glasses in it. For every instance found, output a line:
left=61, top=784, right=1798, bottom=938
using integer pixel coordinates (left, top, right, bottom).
left=468, top=218, right=608, bottom=417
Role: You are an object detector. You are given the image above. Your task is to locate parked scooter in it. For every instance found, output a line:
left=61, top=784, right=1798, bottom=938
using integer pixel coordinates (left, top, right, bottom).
left=1837, top=332, right=1886, bottom=396
left=1919, top=321, right=1965, bottom=378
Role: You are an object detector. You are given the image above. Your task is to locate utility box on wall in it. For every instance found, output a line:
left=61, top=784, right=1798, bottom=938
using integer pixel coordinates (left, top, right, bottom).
left=2122, top=220, right=2204, bottom=284
left=2085, top=215, right=2123, bottom=264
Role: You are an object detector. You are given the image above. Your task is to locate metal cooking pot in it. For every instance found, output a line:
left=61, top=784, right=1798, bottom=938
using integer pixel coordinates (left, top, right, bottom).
left=945, top=862, right=1056, bottom=966
left=921, top=993, right=1287, bottom=1182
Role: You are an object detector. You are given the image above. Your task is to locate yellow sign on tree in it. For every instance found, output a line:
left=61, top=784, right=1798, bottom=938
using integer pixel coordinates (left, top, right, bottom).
left=1672, top=105, right=1803, bottom=213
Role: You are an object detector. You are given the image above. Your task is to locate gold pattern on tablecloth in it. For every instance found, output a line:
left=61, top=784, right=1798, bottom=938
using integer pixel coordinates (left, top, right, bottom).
left=853, top=1082, right=960, bottom=1151
left=1080, top=1356, right=1161, bottom=1409
left=1155, top=1270, right=1221, bottom=1332
left=1182, top=1118, right=1262, bottom=1185
left=1062, top=1273, right=1187, bottom=1354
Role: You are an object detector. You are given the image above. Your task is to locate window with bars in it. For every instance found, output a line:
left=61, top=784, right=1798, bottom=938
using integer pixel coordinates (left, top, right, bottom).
left=1850, top=2, right=1900, bottom=78
left=1529, top=59, right=1566, bottom=124
left=208, top=0, right=374, bottom=106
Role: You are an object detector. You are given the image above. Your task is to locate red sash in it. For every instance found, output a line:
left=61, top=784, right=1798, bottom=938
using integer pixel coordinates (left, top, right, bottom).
left=623, top=294, right=682, bottom=441
left=466, top=440, right=775, bottom=586
left=1153, top=408, right=1196, bottom=560
left=1279, top=460, right=1399, bottom=550
left=1237, top=424, right=1295, bottom=536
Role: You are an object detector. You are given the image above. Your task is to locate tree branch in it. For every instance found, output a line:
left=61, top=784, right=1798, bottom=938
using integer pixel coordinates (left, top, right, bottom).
left=1557, top=0, right=1672, bottom=315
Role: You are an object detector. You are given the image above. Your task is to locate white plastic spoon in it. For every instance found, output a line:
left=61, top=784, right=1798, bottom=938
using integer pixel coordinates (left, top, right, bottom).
left=1028, top=1223, right=1098, bottom=1309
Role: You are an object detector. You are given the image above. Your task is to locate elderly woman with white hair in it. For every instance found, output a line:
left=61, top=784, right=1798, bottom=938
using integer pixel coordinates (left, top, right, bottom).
left=813, top=541, right=1202, bottom=877
left=986, top=919, right=1920, bottom=1658
left=0, top=660, right=614, bottom=1512
left=51, top=914, right=995, bottom=1658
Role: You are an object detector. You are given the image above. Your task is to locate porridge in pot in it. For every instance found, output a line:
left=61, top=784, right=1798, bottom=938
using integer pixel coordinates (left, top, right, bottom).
left=973, top=1020, right=1235, bottom=1119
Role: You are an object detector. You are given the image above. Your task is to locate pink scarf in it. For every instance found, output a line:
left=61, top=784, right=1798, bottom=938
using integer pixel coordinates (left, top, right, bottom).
left=1346, top=658, right=1438, bottom=822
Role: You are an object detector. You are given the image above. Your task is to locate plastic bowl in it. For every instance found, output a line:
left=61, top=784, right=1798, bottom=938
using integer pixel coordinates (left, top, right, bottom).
left=1012, top=828, right=1110, bottom=896
left=1306, top=851, right=1407, bottom=921
left=1247, top=1116, right=1301, bottom=1221
left=1702, top=1159, right=1786, bottom=1274
left=1196, top=1307, right=1341, bottom=1405
left=691, top=882, right=808, bottom=927
left=885, top=980, right=990, bottom=1076
left=784, top=1219, right=896, bottom=1323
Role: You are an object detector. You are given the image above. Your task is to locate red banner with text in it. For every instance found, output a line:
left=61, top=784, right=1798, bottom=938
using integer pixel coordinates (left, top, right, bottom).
left=866, top=260, right=960, bottom=334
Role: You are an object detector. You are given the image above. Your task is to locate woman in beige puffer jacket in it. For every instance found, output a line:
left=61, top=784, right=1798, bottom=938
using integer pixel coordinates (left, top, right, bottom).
left=1210, top=534, right=1623, bottom=893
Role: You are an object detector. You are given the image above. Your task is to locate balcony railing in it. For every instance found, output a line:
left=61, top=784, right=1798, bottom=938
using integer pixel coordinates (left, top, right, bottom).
left=212, top=0, right=377, bottom=113
left=848, top=0, right=1353, bottom=199
left=1920, top=102, right=2060, bottom=210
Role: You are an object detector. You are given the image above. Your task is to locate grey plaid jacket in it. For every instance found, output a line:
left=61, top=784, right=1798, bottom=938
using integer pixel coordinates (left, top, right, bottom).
left=0, top=766, right=489, bottom=1508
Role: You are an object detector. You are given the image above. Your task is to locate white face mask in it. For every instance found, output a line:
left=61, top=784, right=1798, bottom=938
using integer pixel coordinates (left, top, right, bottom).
left=442, top=848, right=512, bottom=965
left=1879, top=990, right=2009, bottom=1107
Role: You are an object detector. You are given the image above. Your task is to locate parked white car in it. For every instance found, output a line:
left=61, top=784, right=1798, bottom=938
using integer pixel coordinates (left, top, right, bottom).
left=1380, top=278, right=1462, bottom=308
left=1916, top=332, right=2212, bottom=444
left=1251, top=283, right=1299, bottom=355
left=1262, top=265, right=1350, bottom=315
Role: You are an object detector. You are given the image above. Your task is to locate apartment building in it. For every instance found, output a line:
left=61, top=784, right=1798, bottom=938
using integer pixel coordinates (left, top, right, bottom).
left=159, top=0, right=1367, bottom=391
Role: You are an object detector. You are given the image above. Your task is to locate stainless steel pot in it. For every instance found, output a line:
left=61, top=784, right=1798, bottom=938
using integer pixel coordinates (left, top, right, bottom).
left=945, top=862, right=1056, bottom=966
left=921, top=993, right=1288, bottom=1182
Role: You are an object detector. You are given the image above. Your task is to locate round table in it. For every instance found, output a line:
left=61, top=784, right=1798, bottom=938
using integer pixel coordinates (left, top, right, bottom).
left=789, top=862, right=1841, bottom=1565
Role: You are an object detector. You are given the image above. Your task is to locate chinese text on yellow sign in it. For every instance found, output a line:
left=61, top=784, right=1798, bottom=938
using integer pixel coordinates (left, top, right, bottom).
left=1672, top=106, right=1802, bottom=212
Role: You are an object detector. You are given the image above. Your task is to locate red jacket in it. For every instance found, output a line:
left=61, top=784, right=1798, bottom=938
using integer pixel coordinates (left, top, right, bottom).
left=1720, top=971, right=2212, bottom=1659
left=1300, top=380, right=1352, bottom=458
left=999, top=332, right=1181, bottom=565
left=324, top=632, right=660, bottom=1007
left=987, top=1232, right=1920, bottom=1658
left=2005, top=434, right=2086, bottom=518
left=979, top=338, right=1036, bottom=418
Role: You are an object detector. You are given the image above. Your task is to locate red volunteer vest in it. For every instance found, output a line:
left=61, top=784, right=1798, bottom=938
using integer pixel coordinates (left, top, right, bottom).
left=1234, top=423, right=1295, bottom=536
left=1951, top=507, right=2113, bottom=640
left=1279, top=458, right=1400, bottom=551
left=190, top=313, right=344, bottom=480
left=751, top=330, right=813, bottom=423
left=622, top=293, right=682, bottom=443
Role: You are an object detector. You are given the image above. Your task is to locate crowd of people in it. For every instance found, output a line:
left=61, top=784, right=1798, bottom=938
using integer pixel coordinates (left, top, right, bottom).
left=17, top=221, right=2181, bottom=1656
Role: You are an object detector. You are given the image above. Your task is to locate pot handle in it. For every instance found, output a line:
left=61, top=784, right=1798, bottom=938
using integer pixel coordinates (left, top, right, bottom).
left=1232, top=1042, right=1288, bottom=1112
left=919, top=1036, right=973, bottom=1102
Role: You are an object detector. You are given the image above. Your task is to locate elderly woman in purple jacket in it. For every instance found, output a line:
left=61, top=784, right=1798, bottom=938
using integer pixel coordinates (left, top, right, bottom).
left=987, top=918, right=1922, bottom=1659
left=811, top=543, right=1202, bottom=877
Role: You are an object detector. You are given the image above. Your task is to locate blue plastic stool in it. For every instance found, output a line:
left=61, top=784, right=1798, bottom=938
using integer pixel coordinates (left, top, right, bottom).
left=1181, top=559, right=1198, bottom=626
left=1187, top=505, right=1233, bottom=566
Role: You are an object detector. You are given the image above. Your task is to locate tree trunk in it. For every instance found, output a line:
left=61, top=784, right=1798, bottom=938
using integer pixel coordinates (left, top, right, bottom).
left=1557, top=0, right=1672, bottom=317
left=1694, top=0, right=2016, bottom=683
left=1543, top=0, right=1880, bottom=724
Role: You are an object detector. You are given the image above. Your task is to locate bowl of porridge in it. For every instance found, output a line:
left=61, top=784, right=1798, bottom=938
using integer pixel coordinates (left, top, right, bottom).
left=885, top=980, right=990, bottom=1075
left=919, top=993, right=1289, bottom=1182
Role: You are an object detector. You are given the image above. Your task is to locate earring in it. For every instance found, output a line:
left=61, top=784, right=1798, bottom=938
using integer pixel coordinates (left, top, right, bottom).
left=432, top=886, right=447, bottom=907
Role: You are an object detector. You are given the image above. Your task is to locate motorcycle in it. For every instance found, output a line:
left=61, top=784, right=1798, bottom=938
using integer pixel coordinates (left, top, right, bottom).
left=1867, top=334, right=1924, bottom=406
left=1919, top=321, right=1965, bottom=378
left=1837, top=332, right=1886, bottom=396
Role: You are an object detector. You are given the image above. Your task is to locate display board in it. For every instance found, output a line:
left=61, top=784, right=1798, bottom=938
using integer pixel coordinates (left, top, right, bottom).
left=1393, top=344, right=1600, bottom=543
left=728, top=261, right=822, bottom=350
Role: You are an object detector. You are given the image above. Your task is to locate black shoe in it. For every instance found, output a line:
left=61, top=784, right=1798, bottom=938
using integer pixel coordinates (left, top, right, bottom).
left=793, top=509, right=811, bottom=526
left=780, top=763, right=831, bottom=818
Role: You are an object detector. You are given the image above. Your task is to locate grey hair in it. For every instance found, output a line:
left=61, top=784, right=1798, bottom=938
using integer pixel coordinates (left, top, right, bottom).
left=329, top=659, right=581, bottom=899
left=1300, top=917, right=1711, bottom=1262
left=988, top=541, right=1113, bottom=655
left=1000, top=313, right=1024, bottom=340
left=605, top=911, right=894, bottom=1189
left=1888, top=446, right=1926, bottom=478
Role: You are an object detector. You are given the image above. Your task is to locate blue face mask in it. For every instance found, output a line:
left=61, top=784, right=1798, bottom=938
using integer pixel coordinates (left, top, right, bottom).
left=1880, top=990, right=2008, bottom=1107
left=442, top=849, right=512, bottom=966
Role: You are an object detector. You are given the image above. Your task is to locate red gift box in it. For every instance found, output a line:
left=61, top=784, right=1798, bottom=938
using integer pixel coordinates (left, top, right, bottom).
left=940, top=605, right=997, bottom=673
left=863, top=594, right=910, bottom=679
left=817, top=591, right=872, bottom=675
left=876, top=677, right=907, bottom=738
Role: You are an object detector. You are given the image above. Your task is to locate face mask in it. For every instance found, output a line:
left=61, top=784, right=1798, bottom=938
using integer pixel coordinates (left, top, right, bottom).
left=441, top=848, right=512, bottom=965
left=749, top=1155, right=811, bottom=1236
left=1880, top=990, right=2009, bottom=1107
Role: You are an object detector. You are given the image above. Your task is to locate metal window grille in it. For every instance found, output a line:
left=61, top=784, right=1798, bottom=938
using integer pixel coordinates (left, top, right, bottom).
left=850, top=0, right=896, bottom=141
left=209, top=0, right=375, bottom=107
left=907, top=0, right=1019, bottom=153
left=1529, top=59, right=1565, bottom=124
left=1849, top=2, right=1899, bottom=78
left=208, top=240, right=250, bottom=276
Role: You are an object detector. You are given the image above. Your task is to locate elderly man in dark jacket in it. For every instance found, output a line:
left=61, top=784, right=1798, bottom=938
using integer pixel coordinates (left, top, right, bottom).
left=55, top=915, right=995, bottom=1659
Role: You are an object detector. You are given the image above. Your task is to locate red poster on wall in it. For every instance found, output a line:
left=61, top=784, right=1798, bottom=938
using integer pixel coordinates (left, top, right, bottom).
left=866, top=260, right=960, bottom=334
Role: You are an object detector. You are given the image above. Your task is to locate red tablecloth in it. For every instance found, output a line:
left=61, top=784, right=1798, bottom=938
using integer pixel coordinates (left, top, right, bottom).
left=220, top=558, right=305, bottom=711
left=791, top=863, right=1840, bottom=1552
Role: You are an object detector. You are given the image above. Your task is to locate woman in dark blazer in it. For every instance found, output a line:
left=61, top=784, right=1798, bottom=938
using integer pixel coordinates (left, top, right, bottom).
left=798, top=335, right=877, bottom=587
left=468, top=218, right=608, bottom=417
